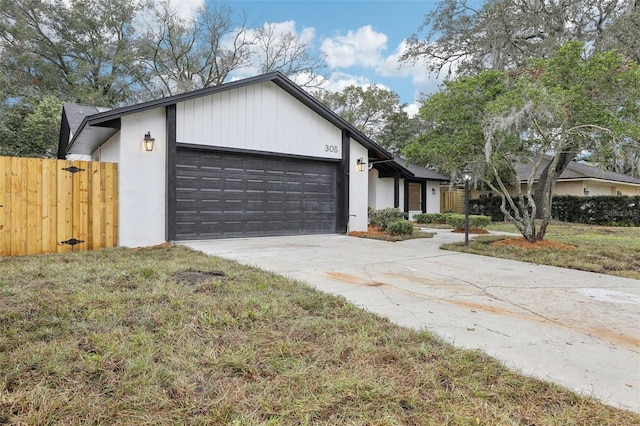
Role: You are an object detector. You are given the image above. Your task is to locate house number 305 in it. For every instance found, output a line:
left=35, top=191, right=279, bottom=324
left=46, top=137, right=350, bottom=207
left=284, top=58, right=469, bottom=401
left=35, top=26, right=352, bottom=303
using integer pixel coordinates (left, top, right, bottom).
left=324, top=145, right=339, bottom=153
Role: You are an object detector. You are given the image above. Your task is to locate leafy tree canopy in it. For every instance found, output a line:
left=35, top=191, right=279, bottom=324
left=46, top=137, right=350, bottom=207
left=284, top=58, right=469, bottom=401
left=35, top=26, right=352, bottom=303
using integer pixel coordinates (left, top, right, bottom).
left=402, top=0, right=634, bottom=76
left=0, top=95, right=62, bottom=158
left=405, top=42, right=640, bottom=241
left=316, top=85, right=402, bottom=140
left=315, top=85, right=426, bottom=154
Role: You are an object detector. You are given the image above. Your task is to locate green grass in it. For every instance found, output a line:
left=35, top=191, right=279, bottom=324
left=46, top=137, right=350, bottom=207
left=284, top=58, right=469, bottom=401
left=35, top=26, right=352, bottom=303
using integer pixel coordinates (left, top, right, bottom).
left=1, top=246, right=638, bottom=424
left=442, top=221, right=640, bottom=279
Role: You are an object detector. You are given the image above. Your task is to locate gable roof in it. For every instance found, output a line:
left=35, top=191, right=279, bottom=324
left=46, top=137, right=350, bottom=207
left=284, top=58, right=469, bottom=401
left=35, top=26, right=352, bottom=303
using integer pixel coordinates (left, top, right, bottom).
left=393, top=156, right=449, bottom=181
left=63, top=103, right=103, bottom=134
left=58, top=72, right=395, bottom=164
left=516, top=157, right=640, bottom=185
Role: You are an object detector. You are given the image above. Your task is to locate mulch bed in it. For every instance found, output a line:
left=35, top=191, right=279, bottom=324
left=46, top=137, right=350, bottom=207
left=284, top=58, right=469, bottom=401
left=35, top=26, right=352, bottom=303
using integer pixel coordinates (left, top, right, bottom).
left=348, top=225, right=388, bottom=238
left=451, top=228, right=490, bottom=234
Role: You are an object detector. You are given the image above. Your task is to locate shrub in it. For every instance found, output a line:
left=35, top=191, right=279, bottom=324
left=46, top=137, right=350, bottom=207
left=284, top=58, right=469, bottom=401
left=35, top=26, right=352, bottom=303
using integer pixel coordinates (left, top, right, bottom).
left=469, top=195, right=640, bottom=226
left=386, top=220, right=414, bottom=235
left=446, top=214, right=491, bottom=230
left=413, top=213, right=434, bottom=224
left=445, top=214, right=465, bottom=230
left=369, top=208, right=406, bottom=231
left=552, top=195, right=640, bottom=226
left=413, top=213, right=452, bottom=224
left=470, top=215, right=492, bottom=228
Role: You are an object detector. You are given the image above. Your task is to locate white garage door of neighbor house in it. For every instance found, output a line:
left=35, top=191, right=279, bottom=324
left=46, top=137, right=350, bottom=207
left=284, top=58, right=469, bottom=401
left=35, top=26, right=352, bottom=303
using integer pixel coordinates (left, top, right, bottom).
left=173, top=148, right=339, bottom=240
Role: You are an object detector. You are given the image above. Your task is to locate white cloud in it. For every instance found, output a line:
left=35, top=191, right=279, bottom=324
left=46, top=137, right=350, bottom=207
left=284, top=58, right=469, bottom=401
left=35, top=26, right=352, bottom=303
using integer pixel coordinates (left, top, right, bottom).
left=231, top=21, right=445, bottom=104
left=321, top=25, right=388, bottom=69
left=250, top=20, right=316, bottom=44
left=168, top=0, right=203, bottom=20
left=322, top=72, right=373, bottom=92
left=320, top=27, right=444, bottom=102
left=404, top=103, right=420, bottom=118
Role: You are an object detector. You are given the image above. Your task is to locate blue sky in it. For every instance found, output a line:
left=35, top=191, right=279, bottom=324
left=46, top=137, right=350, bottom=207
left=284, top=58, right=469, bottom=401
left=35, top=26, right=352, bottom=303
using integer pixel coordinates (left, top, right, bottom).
left=173, top=0, right=443, bottom=113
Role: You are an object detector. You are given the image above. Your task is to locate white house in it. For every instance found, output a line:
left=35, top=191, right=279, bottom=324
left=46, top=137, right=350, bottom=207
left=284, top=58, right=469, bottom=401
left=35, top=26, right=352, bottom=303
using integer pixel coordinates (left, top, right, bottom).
left=58, top=72, right=447, bottom=247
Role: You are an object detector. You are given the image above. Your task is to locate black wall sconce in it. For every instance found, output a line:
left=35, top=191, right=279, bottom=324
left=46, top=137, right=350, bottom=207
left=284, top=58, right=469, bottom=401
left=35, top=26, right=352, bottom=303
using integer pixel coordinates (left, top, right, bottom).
left=143, top=131, right=155, bottom=152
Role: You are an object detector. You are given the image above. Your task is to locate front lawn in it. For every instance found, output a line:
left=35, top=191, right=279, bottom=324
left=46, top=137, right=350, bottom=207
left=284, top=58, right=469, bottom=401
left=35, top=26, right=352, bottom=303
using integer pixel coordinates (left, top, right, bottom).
left=442, top=221, right=640, bottom=279
left=1, top=246, right=638, bottom=424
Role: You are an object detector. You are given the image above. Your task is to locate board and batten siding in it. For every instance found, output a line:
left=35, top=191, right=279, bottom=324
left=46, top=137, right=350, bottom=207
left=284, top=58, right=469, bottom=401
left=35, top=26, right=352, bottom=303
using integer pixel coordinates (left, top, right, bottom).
left=176, top=82, right=342, bottom=160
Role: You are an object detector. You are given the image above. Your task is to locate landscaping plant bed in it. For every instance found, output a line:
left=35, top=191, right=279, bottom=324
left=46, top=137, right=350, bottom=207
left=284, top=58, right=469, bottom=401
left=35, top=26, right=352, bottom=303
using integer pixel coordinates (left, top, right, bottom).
left=348, top=225, right=434, bottom=241
left=451, top=228, right=490, bottom=234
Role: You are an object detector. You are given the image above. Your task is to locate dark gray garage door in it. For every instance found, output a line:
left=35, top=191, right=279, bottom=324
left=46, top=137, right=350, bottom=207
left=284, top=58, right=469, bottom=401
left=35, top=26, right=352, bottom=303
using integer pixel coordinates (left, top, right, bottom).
left=173, top=148, right=338, bottom=240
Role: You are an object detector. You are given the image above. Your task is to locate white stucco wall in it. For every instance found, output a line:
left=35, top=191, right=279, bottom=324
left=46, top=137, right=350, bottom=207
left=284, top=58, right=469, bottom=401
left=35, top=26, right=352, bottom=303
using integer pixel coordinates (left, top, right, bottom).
left=367, top=168, right=396, bottom=210
left=349, top=139, right=368, bottom=232
left=66, top=154, right=92, bottom=161
left=115, top=109, right=167, bottom=247
left=176, top=82, right=342, bottom=160
left=426, top=181, right=441, bottom=214
left=367, top=169, right=377, bottom=209
left=93, top=133, right=120, bottom=163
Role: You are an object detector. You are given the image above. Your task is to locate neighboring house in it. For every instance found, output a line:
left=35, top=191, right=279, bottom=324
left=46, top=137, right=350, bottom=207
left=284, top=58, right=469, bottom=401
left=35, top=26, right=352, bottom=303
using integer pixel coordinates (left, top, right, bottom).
left=58, top=72, right=445, bottom=247
left=516, top=159, right=640, bottom=197
left=441, top=158, right=640, bottom=213
left=506, top=158, right=640, bottom=197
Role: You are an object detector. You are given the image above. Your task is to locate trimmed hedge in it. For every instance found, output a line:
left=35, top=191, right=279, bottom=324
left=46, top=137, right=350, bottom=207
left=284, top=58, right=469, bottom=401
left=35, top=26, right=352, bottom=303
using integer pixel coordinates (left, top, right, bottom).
left=468, top=195, right=640, bottom=226
left=468, top=197, right=507, bottom=221
left=553, top=195, right=640, bottom=226
left=413, top=212, right=453, bottom=224
left=445, top=214, right=492, bottom=230
left=386, top=220, right=415, bottom=235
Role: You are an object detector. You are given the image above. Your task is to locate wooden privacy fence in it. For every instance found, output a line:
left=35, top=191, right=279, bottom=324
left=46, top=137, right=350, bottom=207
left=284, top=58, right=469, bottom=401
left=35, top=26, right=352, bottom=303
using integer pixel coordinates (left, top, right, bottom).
left=440, top=189, right=465, bottom=214
left=0, top=156, right=118, bottom=257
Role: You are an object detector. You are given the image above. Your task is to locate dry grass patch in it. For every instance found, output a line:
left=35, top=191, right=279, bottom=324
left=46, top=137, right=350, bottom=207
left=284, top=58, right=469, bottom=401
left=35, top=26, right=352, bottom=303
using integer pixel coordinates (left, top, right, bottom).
left=0, top=245, right=638, bottom=425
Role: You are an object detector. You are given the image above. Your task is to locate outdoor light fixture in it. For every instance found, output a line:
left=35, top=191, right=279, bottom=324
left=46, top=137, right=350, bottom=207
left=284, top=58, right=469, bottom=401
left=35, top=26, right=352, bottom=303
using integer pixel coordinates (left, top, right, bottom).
left=143, top=131, right=155, bottom=152
left=356, top=157, right=366, bottom=172
left=463, top=172, right=472, bottom=246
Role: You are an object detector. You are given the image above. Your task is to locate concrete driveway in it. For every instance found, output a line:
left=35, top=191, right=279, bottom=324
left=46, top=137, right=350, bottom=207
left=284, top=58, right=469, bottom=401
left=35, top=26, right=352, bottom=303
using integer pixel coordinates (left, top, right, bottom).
left=181, top=230, right=640, bottom=413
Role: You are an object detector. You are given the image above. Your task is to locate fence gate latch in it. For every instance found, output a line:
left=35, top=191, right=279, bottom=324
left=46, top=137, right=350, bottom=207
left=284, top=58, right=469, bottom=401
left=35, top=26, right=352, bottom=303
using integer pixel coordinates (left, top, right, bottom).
left=61, top=238, right=84, bottom=246
left=62, top=166, right=85, bottom=173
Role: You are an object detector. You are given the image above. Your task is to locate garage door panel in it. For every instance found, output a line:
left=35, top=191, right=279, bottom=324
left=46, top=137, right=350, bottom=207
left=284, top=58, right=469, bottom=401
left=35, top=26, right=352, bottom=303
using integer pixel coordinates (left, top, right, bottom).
left=174, top=149, right=338, bottom=239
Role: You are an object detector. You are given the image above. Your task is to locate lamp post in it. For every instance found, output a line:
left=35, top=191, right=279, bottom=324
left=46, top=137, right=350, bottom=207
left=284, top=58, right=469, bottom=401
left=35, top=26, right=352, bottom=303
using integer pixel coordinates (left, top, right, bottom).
left=463, top=172, right=472, bottom=245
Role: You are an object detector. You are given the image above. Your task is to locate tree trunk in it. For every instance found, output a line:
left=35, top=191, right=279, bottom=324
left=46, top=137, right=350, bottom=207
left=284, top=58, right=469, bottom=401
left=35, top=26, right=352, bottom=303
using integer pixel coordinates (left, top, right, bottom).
left=533, top=152, right=574, bottom=220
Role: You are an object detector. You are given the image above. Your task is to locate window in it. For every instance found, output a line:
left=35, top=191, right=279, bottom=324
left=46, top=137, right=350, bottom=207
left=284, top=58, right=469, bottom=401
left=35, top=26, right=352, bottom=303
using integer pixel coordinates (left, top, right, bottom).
left=408, top=182, right=422, bottom=211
